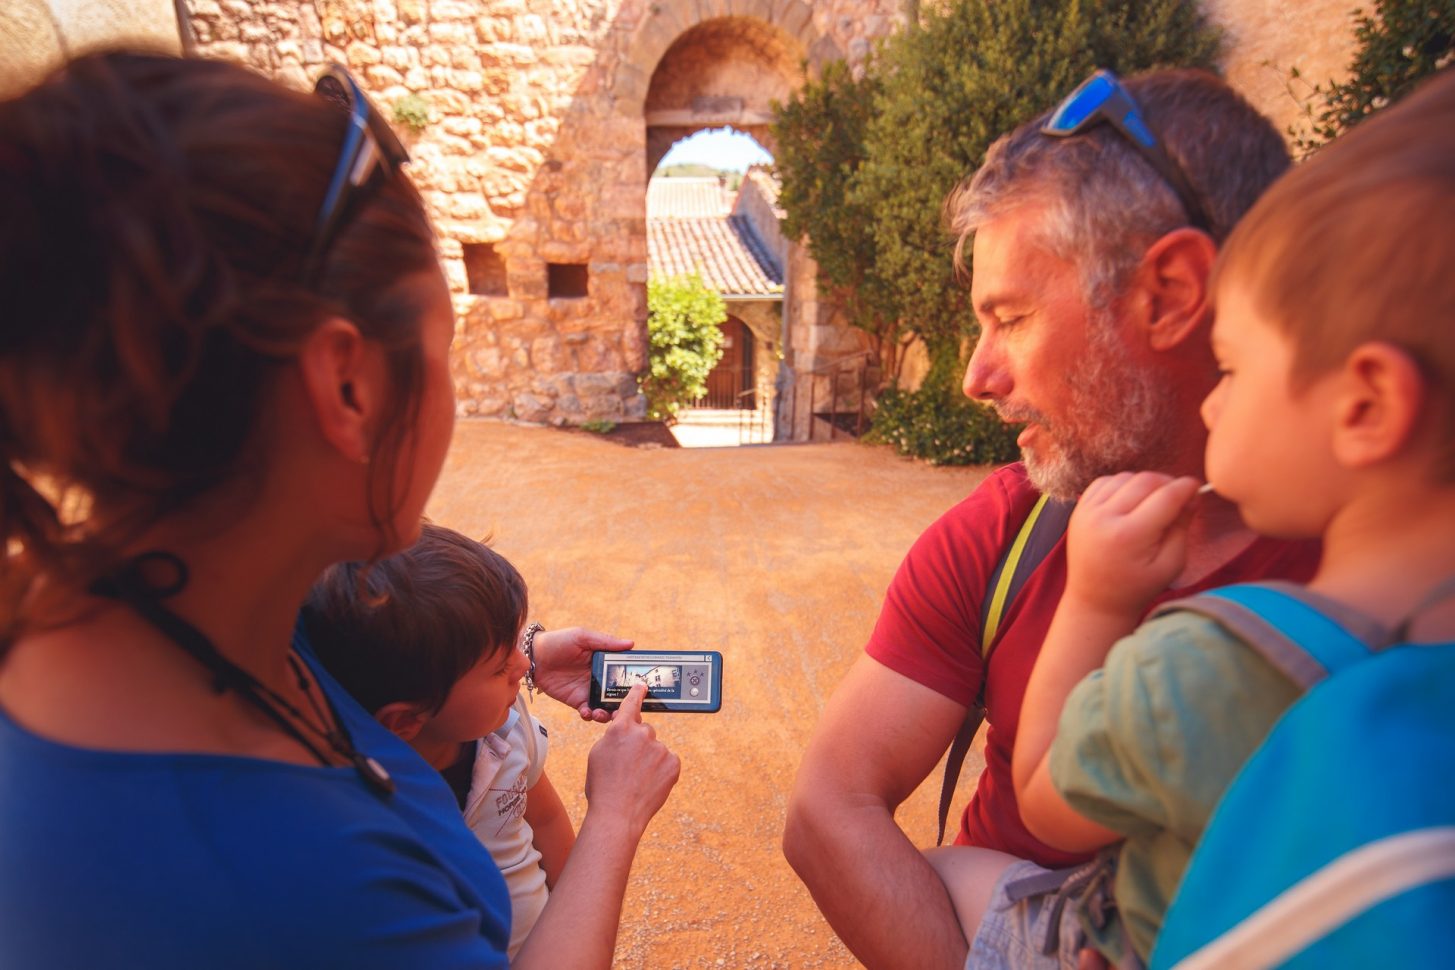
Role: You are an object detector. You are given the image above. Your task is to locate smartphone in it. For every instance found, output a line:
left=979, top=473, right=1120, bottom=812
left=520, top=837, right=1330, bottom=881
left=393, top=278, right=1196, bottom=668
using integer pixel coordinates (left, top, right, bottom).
left=589, top=650, right=723, bottom=713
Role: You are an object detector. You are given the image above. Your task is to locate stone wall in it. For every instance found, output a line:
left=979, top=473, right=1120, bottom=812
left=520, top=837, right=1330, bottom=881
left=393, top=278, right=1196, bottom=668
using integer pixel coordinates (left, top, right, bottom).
left=1204, top=0, right=1359, bottom=142
left=733, top=166, right=787, bottom=266
left=185, top=0, right=897, bottom=426
left=4, top=0, right=1360, bottom=431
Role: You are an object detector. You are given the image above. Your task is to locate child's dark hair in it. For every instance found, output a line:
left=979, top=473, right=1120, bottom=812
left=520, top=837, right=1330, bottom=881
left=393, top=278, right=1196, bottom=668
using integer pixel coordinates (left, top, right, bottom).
left=303, top=522, right=529, bottom=715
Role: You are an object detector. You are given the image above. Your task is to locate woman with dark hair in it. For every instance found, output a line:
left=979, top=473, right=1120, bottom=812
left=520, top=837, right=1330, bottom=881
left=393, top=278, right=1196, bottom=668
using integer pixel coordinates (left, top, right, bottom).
left=0, top=50, right=678, bottom=968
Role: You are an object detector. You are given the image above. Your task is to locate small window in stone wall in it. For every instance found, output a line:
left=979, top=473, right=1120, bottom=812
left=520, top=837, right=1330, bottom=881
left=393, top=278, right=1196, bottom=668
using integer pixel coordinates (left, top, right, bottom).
left=547, top=263, right=589, bottom=299
left=462, top=243, right=508, bottom=297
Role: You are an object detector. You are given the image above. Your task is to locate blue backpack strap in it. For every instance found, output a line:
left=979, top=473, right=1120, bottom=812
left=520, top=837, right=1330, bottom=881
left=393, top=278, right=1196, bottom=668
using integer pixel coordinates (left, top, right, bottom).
left=1152, top=577, right=1455, bottom=969
left=1152, top=581, right=1379, bottom=690
left=1153, top=640, right=1455, bottom=968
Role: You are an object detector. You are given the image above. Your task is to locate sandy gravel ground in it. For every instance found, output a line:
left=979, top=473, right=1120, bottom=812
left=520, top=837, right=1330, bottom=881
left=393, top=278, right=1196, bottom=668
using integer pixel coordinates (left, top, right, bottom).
left=427, top=421, right=991, bottom=969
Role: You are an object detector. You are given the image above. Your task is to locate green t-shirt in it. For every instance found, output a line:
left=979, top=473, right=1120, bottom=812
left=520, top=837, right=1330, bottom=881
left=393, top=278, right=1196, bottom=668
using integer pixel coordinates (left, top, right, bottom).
left=1048, top=611, right=1301, bottom=962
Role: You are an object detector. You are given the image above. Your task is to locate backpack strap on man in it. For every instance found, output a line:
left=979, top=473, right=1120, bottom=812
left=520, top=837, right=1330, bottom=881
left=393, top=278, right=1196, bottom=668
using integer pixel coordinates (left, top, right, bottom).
left=935, top=492, right=1074, bottom=846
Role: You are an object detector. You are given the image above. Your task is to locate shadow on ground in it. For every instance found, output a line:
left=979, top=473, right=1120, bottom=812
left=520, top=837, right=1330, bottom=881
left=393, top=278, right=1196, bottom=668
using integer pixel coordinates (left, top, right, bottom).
left=427, top=420, right=992, bottom=970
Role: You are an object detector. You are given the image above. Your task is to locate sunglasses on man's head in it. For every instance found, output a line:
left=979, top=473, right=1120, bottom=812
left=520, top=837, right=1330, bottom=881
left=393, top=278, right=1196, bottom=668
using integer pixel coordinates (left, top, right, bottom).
left=301, top=64, right=411, bottom=284
left=1042, top=69, right=1211, bottom=234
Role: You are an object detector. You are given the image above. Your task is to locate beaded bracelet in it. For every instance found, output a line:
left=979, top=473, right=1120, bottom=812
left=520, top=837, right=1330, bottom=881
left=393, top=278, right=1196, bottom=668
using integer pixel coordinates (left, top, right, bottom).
left=521, top=622, right=544, bottom=696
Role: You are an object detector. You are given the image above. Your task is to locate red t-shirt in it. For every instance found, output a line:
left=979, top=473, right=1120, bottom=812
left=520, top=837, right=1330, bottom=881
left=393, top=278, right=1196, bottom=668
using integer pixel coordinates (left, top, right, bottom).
left=866, top=463, right=1321, bottom=867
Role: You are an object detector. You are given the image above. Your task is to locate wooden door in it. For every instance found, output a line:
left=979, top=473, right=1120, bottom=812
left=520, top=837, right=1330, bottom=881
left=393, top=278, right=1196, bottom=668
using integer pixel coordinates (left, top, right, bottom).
left=701, top=316, right=754, bottom=408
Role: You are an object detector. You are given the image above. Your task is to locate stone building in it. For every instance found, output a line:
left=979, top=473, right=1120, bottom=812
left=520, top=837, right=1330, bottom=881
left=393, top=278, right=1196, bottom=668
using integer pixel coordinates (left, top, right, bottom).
left=5, top=0, right=1361, bottom=437
left=647, top=170, right=784, bottom=415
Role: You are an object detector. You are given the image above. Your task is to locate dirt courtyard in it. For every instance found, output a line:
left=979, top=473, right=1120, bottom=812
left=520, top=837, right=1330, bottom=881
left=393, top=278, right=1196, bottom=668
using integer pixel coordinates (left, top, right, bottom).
left=427, top=421, right=991, bottom=969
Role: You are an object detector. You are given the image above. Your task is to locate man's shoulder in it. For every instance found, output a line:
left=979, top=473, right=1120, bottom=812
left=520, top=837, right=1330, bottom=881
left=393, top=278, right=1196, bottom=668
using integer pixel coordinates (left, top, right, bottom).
left=925, top=462, right=1038, bottom=535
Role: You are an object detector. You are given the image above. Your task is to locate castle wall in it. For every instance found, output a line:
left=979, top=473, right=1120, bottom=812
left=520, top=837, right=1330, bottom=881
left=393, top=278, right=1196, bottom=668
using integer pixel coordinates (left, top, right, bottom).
left=3, top=0, right=1359, bottom=429
left=185, top=0, right=896, bottom=424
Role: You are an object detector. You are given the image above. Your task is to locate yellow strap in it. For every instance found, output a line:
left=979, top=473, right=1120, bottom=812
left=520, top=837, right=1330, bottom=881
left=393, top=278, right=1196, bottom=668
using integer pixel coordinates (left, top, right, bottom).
left=981, top=493, right=1050, bottom=656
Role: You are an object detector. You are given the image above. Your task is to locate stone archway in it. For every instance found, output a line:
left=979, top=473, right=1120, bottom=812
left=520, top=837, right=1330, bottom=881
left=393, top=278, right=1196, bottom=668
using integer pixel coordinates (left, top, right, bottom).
left=640, top=17, right=804, bottom=173
left=619, top=0, right=846, bottom=440
left=612, top=0, right=843, bottom=119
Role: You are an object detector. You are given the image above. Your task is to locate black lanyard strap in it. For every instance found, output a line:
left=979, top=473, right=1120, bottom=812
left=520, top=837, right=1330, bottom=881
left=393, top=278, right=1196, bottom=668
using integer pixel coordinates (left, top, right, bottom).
left=90, top=551, right=394, bottom=796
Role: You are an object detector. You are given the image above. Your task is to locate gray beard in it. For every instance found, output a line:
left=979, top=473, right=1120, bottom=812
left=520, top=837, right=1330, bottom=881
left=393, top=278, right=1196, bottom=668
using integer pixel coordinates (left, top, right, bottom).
left=995, top=326, right=1179, bottom=501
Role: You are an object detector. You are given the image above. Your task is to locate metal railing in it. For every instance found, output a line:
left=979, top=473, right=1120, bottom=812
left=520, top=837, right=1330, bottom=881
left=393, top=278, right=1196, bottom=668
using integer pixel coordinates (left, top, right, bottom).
left=790, top=351, right=874, bottom=442
left=735, top=388, right=772, bottom=445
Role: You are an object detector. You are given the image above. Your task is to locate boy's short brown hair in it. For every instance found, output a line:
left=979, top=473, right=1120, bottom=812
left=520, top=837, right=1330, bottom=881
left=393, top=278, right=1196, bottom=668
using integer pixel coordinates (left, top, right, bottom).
left=303, top=522, right=528, bottom=715
left=1214, top=69, right=1455, bottom=463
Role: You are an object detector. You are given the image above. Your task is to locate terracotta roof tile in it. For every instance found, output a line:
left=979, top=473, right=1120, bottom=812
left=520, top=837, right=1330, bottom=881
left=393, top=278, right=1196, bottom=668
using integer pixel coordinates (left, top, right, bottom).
left=648, top=215, right=783, bottom=297
left=647, top=178, right=730, bottom=218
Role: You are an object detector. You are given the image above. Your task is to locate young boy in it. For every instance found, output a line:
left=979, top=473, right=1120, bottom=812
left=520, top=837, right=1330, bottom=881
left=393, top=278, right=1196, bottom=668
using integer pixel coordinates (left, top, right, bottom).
left=304, top=522, right=574, bottom=960
left=928, top=69, right=1455, bottom=967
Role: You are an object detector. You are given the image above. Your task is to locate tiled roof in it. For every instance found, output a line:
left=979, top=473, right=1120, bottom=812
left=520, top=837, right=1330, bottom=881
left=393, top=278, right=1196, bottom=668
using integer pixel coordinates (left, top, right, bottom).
left=649, top=214, right=784, bottom=297
left=647, top=177, right=730, bottom=218
left=648, top=176, right=783, bottom=297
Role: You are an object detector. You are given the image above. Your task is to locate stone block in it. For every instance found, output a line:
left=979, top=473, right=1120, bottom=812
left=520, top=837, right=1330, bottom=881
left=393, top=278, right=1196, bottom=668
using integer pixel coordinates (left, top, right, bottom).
left=576, top=373, right=619, bottom=396
left=582, top=393, right=625, bottom=419
left=512, top=275, right=548, bottom=301
left=470, top=347, right=505, bottom=377
left=345, top=40, right=383, bottom=64
left=365, top=64, right=404, bottom=87
left=611, top=63, right=648, bottom=113
left=539, top=240, right=588, bottom=262
left=545, top=45, right=598, bottom=69
left=808, top=34, right=842, bottom=68
left=507, top=338, right=532, bottom=370
left=431, top=0, right=479, bottom=20
left=779, top=1, right=814, bottom=41
left=530, top=375, right=561, bottom=396
left=614, top=372, right=643, bottom=399
left=517, top=14, right=548, bottom=41
left=513, top=393, right=554, bottom=423
left=448, top=68, right=484, bottom=91
left=531, top=335, right=569, bottom=371
left=447, top=194, right=490, bottom=219
left=488, top=299, right=525, bottom=321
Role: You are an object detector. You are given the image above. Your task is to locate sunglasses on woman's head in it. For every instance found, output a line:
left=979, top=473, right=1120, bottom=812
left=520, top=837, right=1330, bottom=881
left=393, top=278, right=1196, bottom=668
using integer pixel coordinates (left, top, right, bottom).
left=300, top=64, right=411, bottom=284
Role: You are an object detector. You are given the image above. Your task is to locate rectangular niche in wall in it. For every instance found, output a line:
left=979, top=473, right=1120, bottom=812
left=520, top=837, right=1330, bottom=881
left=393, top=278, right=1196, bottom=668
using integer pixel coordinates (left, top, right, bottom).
left=547, top=263, right=589, bottom=299
left=462, top=243, right=508, bottom=297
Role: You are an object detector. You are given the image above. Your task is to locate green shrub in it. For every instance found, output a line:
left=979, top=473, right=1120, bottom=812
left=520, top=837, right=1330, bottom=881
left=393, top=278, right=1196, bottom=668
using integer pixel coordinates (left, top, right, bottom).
left=580, top=419, right=617, bottom=434
left=392, top=93, right=430, bottom=134
left=640, top=273, right=726, bottom=421
left=865, top=346, right=1020, bottom=466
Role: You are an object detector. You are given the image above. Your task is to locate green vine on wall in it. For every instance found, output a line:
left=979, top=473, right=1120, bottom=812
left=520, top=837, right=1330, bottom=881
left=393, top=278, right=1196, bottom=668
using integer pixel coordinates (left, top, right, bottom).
left=392, top=93, right=430, bottom=134
left=1288, top=0, right=1454, bottom=154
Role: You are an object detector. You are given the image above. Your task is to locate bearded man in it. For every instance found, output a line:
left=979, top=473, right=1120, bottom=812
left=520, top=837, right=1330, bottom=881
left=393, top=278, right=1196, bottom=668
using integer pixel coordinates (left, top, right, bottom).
left=782, top=68, right=1321, bottom=970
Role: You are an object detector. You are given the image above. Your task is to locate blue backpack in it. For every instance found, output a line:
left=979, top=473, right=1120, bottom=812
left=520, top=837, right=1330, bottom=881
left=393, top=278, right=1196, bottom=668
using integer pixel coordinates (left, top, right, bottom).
left=1148, top=581, right=1455, bottom=969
